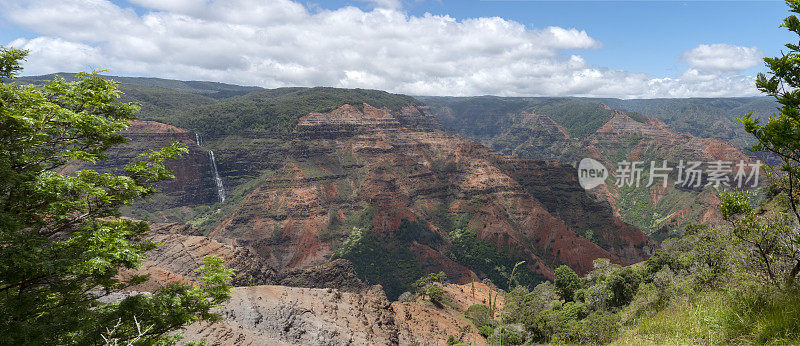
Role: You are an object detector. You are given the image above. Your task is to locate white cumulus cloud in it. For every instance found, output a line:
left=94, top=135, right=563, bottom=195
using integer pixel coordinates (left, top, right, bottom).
left=358, top=0, right=404, bottom=10
left=0, top=0, right=763, bottom=98
left=683, top=43, right=764, bottom=73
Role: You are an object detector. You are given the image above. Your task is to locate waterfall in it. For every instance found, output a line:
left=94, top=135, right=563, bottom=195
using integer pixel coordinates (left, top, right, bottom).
left=208, top=150, right=226, bottom=203
left=196, top=132, right=225, bottom=203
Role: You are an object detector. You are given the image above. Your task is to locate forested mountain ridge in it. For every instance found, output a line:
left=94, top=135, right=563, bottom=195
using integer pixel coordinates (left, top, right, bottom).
left=601, top=97, right=777, bottom=149
left=421, top=96, right=777, bottom=150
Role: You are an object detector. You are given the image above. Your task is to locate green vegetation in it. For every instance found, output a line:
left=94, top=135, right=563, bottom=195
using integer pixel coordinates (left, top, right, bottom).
left=466, top=304, right=494, bottom=330
left=738, top=0, right=800, bottom=285
left=448, top=227, right=546, bottom=291
left=168, top=87, right=420, bottom=137
left=474, top=4, right=800, bottom=343
left=424, top=94, right=776, bottom=152
left=533, top=99, right=615, bottom=139
left=413, top=272, right=450, bottom=307
left=332, top=225, right=424, bottom=300
left=484, top=219, right=796, bottom=344
left=421, top=96, right=614, bottom=140
left=554, top=265, right=581, bottom=302
left=19, top=73, right=421, bottom=140
left=0, top=47, right=232, bottom=344
left=603, top=97, right=777, bottom=150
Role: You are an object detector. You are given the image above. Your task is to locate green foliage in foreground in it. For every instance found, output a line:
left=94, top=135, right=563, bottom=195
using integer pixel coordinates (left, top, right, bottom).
left=490, top=221, right=800, bottom=345
left=554, top=265, right=581, bottom=302
left=737, top=0, right=800, bottom=286
left=0, top=47, right=232, bottom=345
left=476, top=3, right=800, bottom=344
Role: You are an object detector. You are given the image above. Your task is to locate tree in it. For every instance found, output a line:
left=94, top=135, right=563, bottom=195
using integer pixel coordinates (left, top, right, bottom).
left=413, top=271, right=448, bottom=307
left=0, top=47, right=233, bottom=344
left=554, top=265, right=581, bottom=302
left=737, top=0, right=800, bottom=284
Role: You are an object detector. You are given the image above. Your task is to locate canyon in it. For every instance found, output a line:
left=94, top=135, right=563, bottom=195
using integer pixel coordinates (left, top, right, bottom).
left=34, top=74, right=764, bottom=344
left=115, top=102, right=655, bottom=287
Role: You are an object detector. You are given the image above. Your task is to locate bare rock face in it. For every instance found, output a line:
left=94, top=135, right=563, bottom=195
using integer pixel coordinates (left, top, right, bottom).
left=298, top=103, right=402, bottom=128
left=124, top=226, right=499, bottom=345
left=120, top=223, right=277, bottom=291
left=277, top=259, right=366, bottom=292
left=61, top=120, right=219, bottom=213
left=179, top=283, right=499, bottom=346
left=128, top=223, right=372, bottom=291
left=118, top=121, right=220, bottom=206
left=181, top=285, right=400, bottom=345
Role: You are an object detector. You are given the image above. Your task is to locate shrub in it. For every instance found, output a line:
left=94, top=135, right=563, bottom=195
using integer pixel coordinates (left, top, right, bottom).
left=465, top=304, right=494, bottom=328
left=502, top=284, right=557, bottom=327
left=488, top=326, right=524, bottom=345
left=584, top=282, right=614, bottom=311
left=397, top=291, right=414, bottom=302
left=413, top=272, right=447, bottom=294
left=561, top=311, right=620, bottom=344
left=605, top=266, right=641, bottom=308
left=559, top=301, right=589, bottom=321
left=555, top=265, right=581, bottom=302
left=426, top=285, right=446, bottom=308
left=478, top=325, right=494, bottom=337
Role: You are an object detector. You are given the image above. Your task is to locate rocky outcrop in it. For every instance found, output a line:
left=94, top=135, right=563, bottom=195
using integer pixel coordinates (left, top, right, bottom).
left=295, top=103, right=440, bottom=139
left=120, top=223, right=504, bottom=345
left=62, top=120, right=220, bottom=213
left=278, top=259, right=366, bottom=292
left=120, top=223, right=277, bottom=290
left=179, top=283, right=498, bottom=346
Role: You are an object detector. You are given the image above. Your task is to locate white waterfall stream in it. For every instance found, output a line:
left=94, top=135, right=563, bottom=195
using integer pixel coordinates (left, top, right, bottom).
left=208, top=150, right=226, bottom=203
left=196, top=133, right=225, bottom=203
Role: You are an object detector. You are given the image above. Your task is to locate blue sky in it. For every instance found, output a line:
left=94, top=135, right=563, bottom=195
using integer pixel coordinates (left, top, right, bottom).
left=345, top=0, right=789, bottom=77
left=0, top=0, right=792, bottom=98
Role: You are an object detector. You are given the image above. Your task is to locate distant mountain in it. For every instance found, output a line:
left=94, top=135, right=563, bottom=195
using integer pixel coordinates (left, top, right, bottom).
left=600, top=97, right=778, bottom=150
left=421, top=96, right=777, bottom=151
left=16, top=72, right=261, bottom=96
left=421, top=96, right=760, bottom=238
